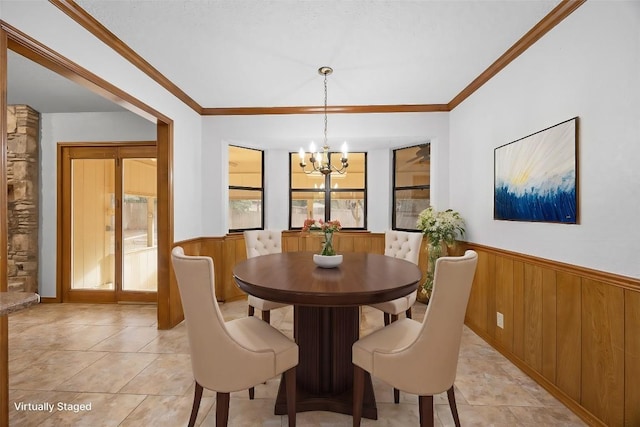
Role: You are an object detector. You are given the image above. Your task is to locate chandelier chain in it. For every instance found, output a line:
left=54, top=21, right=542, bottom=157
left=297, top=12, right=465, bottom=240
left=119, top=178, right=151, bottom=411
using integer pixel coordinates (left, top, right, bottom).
left=323, top=71, right=328, bottom=147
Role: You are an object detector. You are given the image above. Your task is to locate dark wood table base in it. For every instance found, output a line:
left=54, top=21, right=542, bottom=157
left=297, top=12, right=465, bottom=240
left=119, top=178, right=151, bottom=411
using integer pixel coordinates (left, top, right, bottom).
left=274, top=306, right=378, bottom=419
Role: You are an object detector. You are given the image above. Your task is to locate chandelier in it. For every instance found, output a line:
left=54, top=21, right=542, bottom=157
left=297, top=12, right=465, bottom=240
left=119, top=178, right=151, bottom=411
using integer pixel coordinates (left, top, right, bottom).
left=298, top=66, right=348, bottom=175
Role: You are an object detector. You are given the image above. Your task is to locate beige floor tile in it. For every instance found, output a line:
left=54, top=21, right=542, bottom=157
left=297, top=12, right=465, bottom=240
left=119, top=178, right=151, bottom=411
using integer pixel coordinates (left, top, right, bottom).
left=89, top=325, right=160, bottom=352
left=120, top=394, right=214, bottom=427
left=9, top=323, right=124, bottom=351
left=9, top=389, right=80, bottom=426
left=436, top=403, right=520, bottom=427
left=56, top=352, right=158, bottom=393
left=508, top=405, right=587, bottom=426
left=10, top=351, right=108, bottom=391
left=120, top=353, right=194, bottom=396
left=7, top=302, right=587, bottom=426
left=200, top=397, right=283, bottom=427
left=36, top=392, right=147, bottom=427
left=138, top=322, right=191, bottom=354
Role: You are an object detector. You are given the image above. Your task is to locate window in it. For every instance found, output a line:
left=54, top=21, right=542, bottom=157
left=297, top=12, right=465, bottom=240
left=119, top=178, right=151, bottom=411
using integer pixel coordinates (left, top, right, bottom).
left=290, top=152, right=366, bottom=229
left=393, top=143, right=430, bottom=230
left=228, top=145, right=264, bottom=231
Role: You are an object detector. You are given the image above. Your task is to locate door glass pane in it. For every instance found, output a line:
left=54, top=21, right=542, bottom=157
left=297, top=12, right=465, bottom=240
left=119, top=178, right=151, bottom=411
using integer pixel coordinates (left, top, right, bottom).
left=122, top=158, right=157, bottom=292
left=71, top=159, right=115, bottom=290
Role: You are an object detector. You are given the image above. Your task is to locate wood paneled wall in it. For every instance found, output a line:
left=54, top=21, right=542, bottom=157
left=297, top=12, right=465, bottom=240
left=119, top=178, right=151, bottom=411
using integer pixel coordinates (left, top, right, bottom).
left=462, top=243, right=640, bottom=427
left=172, top=234, right=640, bottom=426
left=175, top=231, right=429, bottom=303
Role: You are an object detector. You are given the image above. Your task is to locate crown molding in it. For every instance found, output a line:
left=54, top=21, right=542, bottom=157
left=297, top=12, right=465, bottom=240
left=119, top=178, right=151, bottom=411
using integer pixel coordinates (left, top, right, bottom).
left=49, top=0, right=203, bottom=114
left=1, top=20, right=168, bottom=124
left=49, top=0, right=585, bottom=116
left=448, top=0, right=586, bottom=110
left=202, top=104, right=450, bottom=116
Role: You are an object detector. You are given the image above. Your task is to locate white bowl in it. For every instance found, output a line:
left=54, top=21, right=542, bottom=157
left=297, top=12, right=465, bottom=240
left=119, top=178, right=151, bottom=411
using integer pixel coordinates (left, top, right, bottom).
left=313, top=254, right=343, bottom=268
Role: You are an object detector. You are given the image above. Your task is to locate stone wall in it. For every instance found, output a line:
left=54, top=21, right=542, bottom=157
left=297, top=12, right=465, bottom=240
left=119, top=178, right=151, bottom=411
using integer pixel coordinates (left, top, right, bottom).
left=7, top=105, right=39, bottom=293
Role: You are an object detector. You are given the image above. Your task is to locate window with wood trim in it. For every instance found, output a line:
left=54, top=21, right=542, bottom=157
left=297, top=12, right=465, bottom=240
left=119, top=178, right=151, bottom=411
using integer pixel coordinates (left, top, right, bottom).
left=228, top=145, right=264, bottom=231
left=393, top=143, right=430, bottom=231
left=289, top=152, right=366, bottom=229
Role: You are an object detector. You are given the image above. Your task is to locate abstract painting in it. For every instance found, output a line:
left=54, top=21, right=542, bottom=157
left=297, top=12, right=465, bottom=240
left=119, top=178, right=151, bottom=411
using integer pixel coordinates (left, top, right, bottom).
left=494, top=117, right=578, bottom=223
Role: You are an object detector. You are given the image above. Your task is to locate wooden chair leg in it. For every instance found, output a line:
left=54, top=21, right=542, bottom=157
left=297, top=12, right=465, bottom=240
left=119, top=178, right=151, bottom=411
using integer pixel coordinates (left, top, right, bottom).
left=418, top=395, right=434, bottom=427
left=248, top=386, right=255, bottom=400
left=394, top=387, right=400, bottom=404
left=405, top=307, right=412, bottom=319
left=216, top=392, right=230, bottom=427
left=353, top=365, right=365, bottom=427
left=262, top=310, right=270, bottom=324
left=284, top=367, right=296, bottom=427
left=188, top=381, right=203, bottom=427
left=447, top=386, right=461, bottom=427
left=248, top=305, right=255, bottom=317
left=383, top=313, right=390, bottom=326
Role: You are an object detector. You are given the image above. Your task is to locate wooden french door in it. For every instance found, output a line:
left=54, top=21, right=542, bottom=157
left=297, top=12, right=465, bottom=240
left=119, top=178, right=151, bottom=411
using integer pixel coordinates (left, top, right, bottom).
left=60, top=144, right=157, bottom=303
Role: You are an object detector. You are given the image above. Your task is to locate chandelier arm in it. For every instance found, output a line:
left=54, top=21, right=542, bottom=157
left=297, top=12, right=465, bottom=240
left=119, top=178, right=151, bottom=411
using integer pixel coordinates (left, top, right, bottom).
left=298, top=66, right=348, bottom=177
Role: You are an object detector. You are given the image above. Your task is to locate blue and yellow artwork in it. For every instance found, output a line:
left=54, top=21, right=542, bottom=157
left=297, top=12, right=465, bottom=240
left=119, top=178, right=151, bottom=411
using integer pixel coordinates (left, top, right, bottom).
left=494, top=117, right=578, bottom=223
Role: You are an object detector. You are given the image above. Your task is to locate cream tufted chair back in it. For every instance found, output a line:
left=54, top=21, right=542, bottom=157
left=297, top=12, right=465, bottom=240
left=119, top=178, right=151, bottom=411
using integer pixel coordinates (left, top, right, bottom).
left=384, top=230, right=422, bottom=265
left=244, top=230, right=282, bottom=258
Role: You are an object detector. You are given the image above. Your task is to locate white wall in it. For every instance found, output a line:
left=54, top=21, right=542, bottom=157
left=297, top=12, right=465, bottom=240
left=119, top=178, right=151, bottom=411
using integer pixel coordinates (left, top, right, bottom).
left=202, top=112, right=449, bottom=235
left=38, top=112, right=157, bottom=297
left=1, top=0, right=204, bottom=244
left=449, top=1, right=640, bottom=278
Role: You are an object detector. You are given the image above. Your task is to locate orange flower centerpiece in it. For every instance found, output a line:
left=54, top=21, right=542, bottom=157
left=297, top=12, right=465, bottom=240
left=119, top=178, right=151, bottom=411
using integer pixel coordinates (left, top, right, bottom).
left=302, top=218, right=343, bottom=267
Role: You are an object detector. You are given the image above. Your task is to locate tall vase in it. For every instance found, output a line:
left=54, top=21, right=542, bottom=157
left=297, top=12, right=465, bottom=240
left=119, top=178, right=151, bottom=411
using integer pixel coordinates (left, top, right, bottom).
left=417, top=240, right=448, bottom=304
left=321, top=231, right=336, bottom=256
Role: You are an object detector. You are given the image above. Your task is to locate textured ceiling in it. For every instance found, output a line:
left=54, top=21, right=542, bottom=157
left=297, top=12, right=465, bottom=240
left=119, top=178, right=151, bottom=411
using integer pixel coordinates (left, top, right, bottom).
left=5, top=1, right=563, bottom=114
left=73, top=0, right=561, bottom=109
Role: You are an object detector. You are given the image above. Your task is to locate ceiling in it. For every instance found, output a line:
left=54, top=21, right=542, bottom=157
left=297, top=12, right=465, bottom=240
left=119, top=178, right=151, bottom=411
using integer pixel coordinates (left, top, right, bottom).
left=6, top=0, right=562, bottom=114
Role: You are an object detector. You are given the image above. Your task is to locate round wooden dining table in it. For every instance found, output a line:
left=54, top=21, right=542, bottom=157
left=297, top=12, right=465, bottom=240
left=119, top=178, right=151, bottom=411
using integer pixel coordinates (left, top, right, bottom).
left=233, top=251, right=423, bottom=420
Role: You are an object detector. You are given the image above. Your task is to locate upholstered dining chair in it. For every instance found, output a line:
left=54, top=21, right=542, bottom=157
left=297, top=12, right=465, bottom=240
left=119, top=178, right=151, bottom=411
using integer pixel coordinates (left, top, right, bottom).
left=244, top=230, right=290, bottom=324
left=369, top=230, right=423, bottom=325
left=171, top=247, right=298, bottom=427
left=352, top=250, right=478, bottom=427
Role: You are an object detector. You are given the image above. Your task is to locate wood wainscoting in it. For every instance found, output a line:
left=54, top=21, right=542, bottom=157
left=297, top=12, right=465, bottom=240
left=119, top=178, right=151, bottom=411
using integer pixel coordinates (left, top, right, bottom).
left=461, top=242, right=640, bottom=427
left=172, top=234, right=639, bottom=426
left=173, top=231, right=429, bottom=303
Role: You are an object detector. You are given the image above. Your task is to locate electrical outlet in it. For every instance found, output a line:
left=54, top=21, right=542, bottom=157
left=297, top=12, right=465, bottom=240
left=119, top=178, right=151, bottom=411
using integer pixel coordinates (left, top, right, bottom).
left=496, top=312, right=504, bottom=329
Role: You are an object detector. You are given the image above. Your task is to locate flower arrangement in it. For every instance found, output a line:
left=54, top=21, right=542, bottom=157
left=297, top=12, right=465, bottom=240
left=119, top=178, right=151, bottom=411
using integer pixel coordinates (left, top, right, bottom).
left=302, top=218, right=342, bottom=256
left=416, top=207, right=465, bottom=247
left=416, top=207, right=466, bottom=299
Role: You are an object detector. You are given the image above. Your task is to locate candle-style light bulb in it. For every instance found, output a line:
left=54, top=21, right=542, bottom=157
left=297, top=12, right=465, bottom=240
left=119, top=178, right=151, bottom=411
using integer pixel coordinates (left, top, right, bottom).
left=309, top=141, right=316, bottom=154
left=341, top=142, right=348, bottom=159
left=298, top=147, right=305, bottom=161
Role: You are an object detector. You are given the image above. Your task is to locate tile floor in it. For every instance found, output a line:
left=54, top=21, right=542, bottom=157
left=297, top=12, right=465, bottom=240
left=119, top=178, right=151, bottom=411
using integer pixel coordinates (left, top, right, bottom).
left=8, top=301, right=586, bottom=426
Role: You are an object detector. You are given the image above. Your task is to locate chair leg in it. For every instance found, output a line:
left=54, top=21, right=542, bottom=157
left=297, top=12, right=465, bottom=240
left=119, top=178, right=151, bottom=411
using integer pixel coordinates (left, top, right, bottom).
left=284, top=367, right=296, bottom=427
left=216, top=392, right=230, bottom=427
left=248, top=305, right=255, bottom=317
left=447, top=386, right=461, bottom=427
left=188, top=381, right=203, bottom=427
left=262, top=310, right=271, bottom=324
left=353, top=365, right=365, bottom=427
left=248, top=386, right=254, bottom=400
left=391, top=314, right=399, bottom=323
left=418, top=395, right=434, bottom=427
left=406, top=307, right=412, bottom=319
left=394, top=387, right=400, bottom=404
left=383, top=313, right=390, bottom=326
